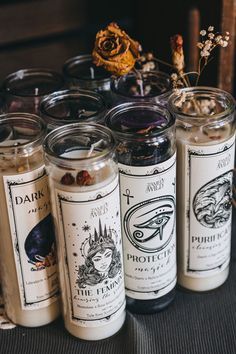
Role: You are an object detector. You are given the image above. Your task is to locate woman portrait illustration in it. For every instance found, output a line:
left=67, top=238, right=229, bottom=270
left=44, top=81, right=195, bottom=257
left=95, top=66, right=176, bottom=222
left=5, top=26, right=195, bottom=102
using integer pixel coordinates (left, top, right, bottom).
left=77, top=220, right=122, bottom=288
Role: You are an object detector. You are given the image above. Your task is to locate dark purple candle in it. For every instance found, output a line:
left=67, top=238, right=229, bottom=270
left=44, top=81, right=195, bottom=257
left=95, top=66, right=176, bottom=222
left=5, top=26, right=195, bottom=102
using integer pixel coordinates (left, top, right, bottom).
left=106, top=102, right=177, bottom=314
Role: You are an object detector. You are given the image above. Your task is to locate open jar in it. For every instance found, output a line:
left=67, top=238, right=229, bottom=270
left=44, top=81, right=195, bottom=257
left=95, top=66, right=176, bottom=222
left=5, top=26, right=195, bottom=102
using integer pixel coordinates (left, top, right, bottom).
left=2, top=68, right=64, bottom=114
left=168, top=86, right=236, bottom=292
left=0, top=113, right=60, bottom=326
left=40, top=89, right=107, bottom=131
left=63, top=54, right=112, bottom=105
left=44, top=123, right=126, bottom=340
left=111, top=70, right=171, bottom=106
left=105, top=102, right=176, bottom=314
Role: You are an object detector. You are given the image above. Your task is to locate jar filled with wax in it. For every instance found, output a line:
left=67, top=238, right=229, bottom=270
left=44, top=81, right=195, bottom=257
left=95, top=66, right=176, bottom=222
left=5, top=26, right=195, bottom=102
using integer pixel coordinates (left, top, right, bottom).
left=0, top=113, right=60, bottom=327
left=111, top=71, right=171, bottom=107
left=2, top=68, right=64, bottom=114
left=105, top=102, right=176, bottom=314
left=44, top=123, right=126, bottom=340
left=168, top=87, right=236, bottom=292
left=63, top=55, right=112, bottom=105
left=40, top=89, right=107, bottom=131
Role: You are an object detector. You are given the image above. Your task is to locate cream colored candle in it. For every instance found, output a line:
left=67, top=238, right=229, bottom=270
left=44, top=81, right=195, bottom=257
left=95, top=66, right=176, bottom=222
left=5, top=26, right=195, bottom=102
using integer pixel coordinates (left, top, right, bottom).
left=168, top=87, right=235, bottom=291
left=0, top=113, right=60, bottom=326
left=44, top=123, right=126, bottom=340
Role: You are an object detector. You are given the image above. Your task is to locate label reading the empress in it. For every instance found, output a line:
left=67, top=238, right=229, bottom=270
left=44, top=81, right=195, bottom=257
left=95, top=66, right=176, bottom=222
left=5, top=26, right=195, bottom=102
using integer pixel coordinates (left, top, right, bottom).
left=184, top=134, right=235, bottom=277
left=4, top=167, right=59, bottom=309
left=55, top=176, right=125, bottom=328
left=119, top=153, right=176, bottom=300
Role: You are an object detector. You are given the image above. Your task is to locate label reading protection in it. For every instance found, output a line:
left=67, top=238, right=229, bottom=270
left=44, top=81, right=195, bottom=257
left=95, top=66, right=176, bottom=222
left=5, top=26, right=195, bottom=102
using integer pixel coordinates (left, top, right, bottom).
left=119, top=153, right=177, bottom=300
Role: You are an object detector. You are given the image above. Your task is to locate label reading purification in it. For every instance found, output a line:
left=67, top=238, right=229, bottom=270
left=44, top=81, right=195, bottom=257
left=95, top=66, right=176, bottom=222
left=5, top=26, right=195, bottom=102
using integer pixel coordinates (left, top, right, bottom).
left=184, top=134, right=235, bottom=277
left=55, top=176, right=125, bottom=328
left=119, top=153, right=176, bottom=300
left=4, top=167, right=59, bottom=310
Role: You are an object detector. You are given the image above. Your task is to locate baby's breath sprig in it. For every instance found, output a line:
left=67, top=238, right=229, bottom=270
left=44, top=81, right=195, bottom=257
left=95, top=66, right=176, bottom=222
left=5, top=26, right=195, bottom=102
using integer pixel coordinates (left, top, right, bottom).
left=195, top=26, right=230, bottom=85
left=171, top=26, right=230, bottom=88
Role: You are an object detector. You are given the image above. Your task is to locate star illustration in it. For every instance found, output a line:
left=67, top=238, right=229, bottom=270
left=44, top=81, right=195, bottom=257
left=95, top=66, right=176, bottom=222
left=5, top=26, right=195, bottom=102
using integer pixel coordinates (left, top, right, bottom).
left=82, top=224, right=91, bottom=232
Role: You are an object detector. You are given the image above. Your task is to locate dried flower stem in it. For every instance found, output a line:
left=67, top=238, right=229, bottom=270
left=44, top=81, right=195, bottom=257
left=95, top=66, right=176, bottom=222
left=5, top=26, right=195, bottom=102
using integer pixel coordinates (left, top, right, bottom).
left=132, top=68, right=144, bottom=96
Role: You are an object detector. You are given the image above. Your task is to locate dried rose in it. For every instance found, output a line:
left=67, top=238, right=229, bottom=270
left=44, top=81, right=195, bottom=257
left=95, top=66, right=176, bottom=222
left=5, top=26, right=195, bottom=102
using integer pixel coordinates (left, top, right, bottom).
left=76, top=170, right=94, bottom=186
left=170, top=34, right=185, bottom=74
left=92, top=22, right=140, bottom=76
left=60, top=173, right=75, bottom=185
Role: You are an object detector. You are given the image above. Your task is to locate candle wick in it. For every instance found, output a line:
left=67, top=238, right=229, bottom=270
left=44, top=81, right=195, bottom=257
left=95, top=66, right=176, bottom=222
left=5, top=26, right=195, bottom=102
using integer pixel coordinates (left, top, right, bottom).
left=77, top=109, right=86, bottom=118
left=90, top=67, right=95, bottom=79
left=34, top=87, right=40, bottom=113
left=137, top=78, right=144, bottom=96
left=87, top=139, right=103, bottom=157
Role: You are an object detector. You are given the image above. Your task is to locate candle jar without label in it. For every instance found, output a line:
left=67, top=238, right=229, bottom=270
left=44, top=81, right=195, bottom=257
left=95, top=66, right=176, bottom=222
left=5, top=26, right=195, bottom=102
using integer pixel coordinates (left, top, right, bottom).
left=44, top=123, right=126, bottom=340
left=105, top=102, right=177, bottom=314
left=0, top=113, right=60, bottom=326
left=63, top=55, right=112, bottom=106
left=111, top=71, right=171, bottom=107
left=40, top=89, right=107, bottom=131
left=168, top=86, right=236, bottom=292
left=2, top=68, right=64, bottom=115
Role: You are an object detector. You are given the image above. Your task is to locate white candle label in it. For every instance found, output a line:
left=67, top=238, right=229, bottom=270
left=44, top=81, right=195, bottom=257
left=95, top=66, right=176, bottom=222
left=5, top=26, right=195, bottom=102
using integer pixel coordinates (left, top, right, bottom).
left=119, top=153, right=176, bottom=300
left=3, top=167, right=59, bottom=309
left=55, top=176, right=125, bottom=327
left=183, top=134, right=235, bottom=277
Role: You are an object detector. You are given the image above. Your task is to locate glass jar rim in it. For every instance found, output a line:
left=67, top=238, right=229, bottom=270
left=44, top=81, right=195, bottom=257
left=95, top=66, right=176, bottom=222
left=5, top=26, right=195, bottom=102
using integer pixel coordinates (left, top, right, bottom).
left=63, top=54, right=111, bottom=83
left=111, top=70, right=171, bottom=99
left=168, top=86, right=235, bottom=122
left=0, top=112, right=46, bottom=154
left=2, top=68, right=64, bottom=97
left=40, top=89, right=107, bottom=125
left=105, top=101, right=175, bottom=141
left=43, top=122, right=116, bottom=168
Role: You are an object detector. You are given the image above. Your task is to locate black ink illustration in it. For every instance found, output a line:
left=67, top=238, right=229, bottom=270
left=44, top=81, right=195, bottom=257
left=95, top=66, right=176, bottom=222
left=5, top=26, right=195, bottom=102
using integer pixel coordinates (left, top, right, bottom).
left=25, top=214, right=56, bottom=271
left=77, top=219, right=122, bottom=288
left=124, top=196, right=175, bottom=253
left=193, top=172, right=232, bottom=228
left=123, top=189, right=134, bottom=205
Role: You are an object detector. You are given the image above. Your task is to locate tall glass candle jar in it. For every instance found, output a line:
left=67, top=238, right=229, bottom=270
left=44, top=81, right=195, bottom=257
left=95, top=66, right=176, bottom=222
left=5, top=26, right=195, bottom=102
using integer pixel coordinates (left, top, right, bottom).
left=168, top=87, right=236, bottom=292
left=0, top=113, right=60, bottom=326
left=111, top=71, right=171, bottom=106
left=105, top=102, right=176, bottom=314
left=40, top=89, right=107, bottom=131
left=44, top=123, right=126, bottom=340
left=2, top=68, right=64, bottom=115
left=63, top=55, right=112, bottom=105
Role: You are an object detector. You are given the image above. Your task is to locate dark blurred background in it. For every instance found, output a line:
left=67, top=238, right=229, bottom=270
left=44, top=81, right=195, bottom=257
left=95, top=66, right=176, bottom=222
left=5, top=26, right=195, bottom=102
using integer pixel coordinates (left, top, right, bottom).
left=0, top=0, right=235, bottom=94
